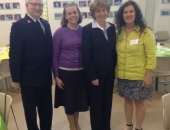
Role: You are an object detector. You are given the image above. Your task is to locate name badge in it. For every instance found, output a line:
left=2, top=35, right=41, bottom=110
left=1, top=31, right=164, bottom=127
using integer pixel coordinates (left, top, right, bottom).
left=130, top=39, right=138, bottom=45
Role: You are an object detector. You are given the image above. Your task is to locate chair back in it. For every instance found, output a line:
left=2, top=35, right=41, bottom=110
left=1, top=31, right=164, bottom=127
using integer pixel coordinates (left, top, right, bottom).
left=5, top=44, right=9, bottom=47
left=156, top=57, right=170, bottom=72
left=0, top=59, right=10, bottom=74
left=155, top=31, right=169, bottom=42
left=0, top=92, right=12, bottom=126
left=162, top=93, right=170, bottom=130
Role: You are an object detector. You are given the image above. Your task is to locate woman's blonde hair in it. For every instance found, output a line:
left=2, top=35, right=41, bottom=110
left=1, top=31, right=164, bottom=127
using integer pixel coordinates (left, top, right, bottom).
left=61, top=3, right=82, bottom=26
left=89, top=0, right=110, bottom=19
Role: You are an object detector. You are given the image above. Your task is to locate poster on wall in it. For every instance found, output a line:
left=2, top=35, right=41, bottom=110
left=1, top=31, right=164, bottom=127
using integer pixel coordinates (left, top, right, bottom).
left=63, top=1, right=68, bottom=7
left=162, top=0, right=170, bottom=4
left=82, top=12, right=87, bottom=18
left=87, top=1, right=91, bottom=6
left=161, top=9, right=170, bottom=16
left=12, top=3, right=20, bottom=9
left=81, top=12, right=91, bottom=19
left=114, top=0, right=122, bottom=6
left=54, top=13, right=62, bottom=20
left=14, top=14, right=21, bottom=21
left=53, top=0, right=93, bottom=8
left=5, top=3, right=11, bottom=9
left=87, top=12, right=91, bottom=18
left=109, top=11, right=115, bottom=18
left=108, top=0, right=113, bottom=5
left=79, top=1, right=87, bottom=7
left=54, top=1, right=61, bottom=7
left=6, top=14, right=13, bottom=20
left=0, top=15, right=5, bottom=21
left=0, top=3, right=4, bottom=9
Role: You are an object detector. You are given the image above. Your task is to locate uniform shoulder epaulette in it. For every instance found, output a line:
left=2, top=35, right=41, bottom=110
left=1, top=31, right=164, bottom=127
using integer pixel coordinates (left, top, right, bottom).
left=40, top=18, right=48, bottom=23
left=13, top=18, right=23, bottom=24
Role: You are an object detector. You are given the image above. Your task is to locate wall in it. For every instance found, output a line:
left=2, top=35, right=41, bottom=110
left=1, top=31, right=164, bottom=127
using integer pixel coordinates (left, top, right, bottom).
left=145, top=0, right=155, bottom=30
left=0, top=0, right=133, bottom=46
left=0, top=0, right=165, bottom=46
left=0, top=0, right=26, bottom=46
left=47, top=0, right=131, bottom=34
left=153, top=0, right=170, bottom=37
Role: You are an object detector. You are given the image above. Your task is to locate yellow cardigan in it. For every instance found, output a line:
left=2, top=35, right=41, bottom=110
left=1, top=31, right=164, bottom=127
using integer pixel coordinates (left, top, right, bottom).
left=115, top=27, right=156, bottom=80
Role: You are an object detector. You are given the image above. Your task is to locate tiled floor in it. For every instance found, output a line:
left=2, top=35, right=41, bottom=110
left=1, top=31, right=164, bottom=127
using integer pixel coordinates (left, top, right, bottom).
left=5, top=85, right=168, bottom=130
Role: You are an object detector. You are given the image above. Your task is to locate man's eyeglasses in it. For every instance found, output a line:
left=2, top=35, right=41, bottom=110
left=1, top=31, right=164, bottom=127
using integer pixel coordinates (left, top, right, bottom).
left=28, top=2, right=44, bottom=8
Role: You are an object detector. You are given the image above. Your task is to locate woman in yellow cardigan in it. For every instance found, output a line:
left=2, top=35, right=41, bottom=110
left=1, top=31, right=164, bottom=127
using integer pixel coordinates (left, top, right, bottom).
left=115, top=1, right=156, bottom=130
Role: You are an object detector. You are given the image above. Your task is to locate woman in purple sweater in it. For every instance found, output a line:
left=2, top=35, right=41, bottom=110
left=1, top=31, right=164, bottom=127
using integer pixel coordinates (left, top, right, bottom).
left=52, top=3, right=88, bottom=130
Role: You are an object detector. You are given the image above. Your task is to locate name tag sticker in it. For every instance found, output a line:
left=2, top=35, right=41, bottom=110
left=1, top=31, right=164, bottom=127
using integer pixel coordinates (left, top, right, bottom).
left=130, top=39, right=138, bottom=45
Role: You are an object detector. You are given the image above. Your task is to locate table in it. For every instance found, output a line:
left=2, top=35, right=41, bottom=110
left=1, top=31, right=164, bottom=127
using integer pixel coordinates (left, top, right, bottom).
left=156, top=45, right=170, bottom=57
left=155, top=46, right=170, bottom=90
left=0, top=47, right=9, bottom=63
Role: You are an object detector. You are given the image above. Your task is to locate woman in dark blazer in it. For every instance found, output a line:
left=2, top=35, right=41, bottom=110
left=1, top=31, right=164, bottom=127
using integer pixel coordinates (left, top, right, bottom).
left=82, top=0, right=117, bottom=129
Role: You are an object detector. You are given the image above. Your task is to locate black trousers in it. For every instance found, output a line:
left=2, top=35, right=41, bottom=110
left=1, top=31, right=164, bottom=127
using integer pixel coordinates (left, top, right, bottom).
left=21, top=86, right=52, bottom=130
left=88, top=73, right=114, bottom=130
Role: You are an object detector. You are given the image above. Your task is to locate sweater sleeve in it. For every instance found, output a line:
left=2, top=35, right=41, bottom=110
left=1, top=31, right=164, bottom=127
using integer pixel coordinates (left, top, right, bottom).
left=9, top=23, right=24, bottom=82
left=82, top=25, right=98, bottom=81
left=144, top=28, right=156, bottom=70
left=52, top=28, right=62, bottom=77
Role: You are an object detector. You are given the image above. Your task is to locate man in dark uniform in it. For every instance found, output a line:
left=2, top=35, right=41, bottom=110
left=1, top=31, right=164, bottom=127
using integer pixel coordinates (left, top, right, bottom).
left=9, top=0, right=53, bottom=130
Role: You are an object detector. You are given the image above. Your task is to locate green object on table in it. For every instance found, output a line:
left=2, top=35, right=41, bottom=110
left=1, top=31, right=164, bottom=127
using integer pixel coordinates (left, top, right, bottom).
left=0, top=115, right=7, bottom=130
left=156, top=46, right=170, bottom=57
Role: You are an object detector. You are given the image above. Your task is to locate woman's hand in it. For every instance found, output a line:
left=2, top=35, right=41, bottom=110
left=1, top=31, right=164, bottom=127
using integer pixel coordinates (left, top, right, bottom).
left=55, top=77, right=64, bottom=89
left=92, top=79, right=99, bottom=86
left=142, top=70, right=152, bottom=88
left=142, top=76, right=152, bottom=88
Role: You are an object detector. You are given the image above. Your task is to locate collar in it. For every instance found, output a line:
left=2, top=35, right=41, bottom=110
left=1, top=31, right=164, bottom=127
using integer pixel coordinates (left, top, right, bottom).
left=92, top=20, right=111, bottom=31
left=121, top=26, right=139, bottom=32
left=27, top=13, right=40, bottom=22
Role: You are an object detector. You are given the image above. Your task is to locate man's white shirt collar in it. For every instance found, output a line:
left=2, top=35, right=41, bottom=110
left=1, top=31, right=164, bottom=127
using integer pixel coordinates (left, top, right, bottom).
left=27, top=13, right=40, bottom=22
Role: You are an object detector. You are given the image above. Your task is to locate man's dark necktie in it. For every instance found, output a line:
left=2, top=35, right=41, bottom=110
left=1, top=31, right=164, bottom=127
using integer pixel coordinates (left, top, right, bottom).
left=36, top=21, right=44, bottom=33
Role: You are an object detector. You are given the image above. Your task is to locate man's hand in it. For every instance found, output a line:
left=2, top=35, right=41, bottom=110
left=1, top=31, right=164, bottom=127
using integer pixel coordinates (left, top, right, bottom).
left=92, top=79, right=99, bottom=86
left=12, top=82, right=21, bottom=90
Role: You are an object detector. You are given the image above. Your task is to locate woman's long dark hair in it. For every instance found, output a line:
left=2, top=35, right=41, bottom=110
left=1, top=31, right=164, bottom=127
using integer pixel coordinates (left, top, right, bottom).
left=115, top=1, right=147, bottom=35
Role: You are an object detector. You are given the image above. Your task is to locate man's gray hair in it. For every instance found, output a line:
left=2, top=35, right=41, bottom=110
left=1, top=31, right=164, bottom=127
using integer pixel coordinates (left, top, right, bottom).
left=25, top=0, right=43, bottom=3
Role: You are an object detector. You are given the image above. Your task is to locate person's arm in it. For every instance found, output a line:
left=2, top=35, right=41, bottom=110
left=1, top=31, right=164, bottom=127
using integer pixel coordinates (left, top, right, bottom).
left=52, top=28, right=64, bottom=89
left=9, top=23, right=24, bottom=89
left=82, top=26, right=98, bottom=84
left=112, top=25, right=117, bottom=69
left=143, top=28, right=156, bottom=88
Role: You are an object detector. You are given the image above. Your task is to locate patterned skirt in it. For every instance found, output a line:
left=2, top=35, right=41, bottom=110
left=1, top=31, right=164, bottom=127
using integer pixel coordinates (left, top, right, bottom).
left=117, top=78, right=152, bottom=100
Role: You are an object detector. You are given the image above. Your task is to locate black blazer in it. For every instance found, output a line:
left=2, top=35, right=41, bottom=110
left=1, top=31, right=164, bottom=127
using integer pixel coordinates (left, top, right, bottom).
left=82, top=23, right=117, bottom=81
left=9, top=14, right=52, bottom=86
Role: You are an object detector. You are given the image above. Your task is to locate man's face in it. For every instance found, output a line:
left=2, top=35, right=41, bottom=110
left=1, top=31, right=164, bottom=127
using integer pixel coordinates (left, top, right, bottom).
left=26, top=0, right=43, bottom=20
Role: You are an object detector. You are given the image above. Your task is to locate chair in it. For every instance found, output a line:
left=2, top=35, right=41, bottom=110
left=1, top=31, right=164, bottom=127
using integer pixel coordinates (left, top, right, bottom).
left=0, top=59, right=12, bottom=93
left=0, top=75, right=7, bottom=93
left=0, top=59, right=10, bottom=75
left=0, top=92, right=12, bottom=126
left=152, top=57, right=170, bottom=92
left=162, top=93, right=170, bottom=130
left=155, top=31, right=169, bottom=42
left=6, top=44, right=9, bottom=47
left=155, top=31, right=170, bottom=44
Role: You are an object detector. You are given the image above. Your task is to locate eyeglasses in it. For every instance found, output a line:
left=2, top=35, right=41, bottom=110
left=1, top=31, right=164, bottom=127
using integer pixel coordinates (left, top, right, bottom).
left=28, top=2, right=44, bottom=8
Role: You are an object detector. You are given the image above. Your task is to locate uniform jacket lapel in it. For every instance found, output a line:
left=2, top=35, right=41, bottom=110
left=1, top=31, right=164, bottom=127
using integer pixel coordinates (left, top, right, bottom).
left=24, top=14, right=44, bottom=36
